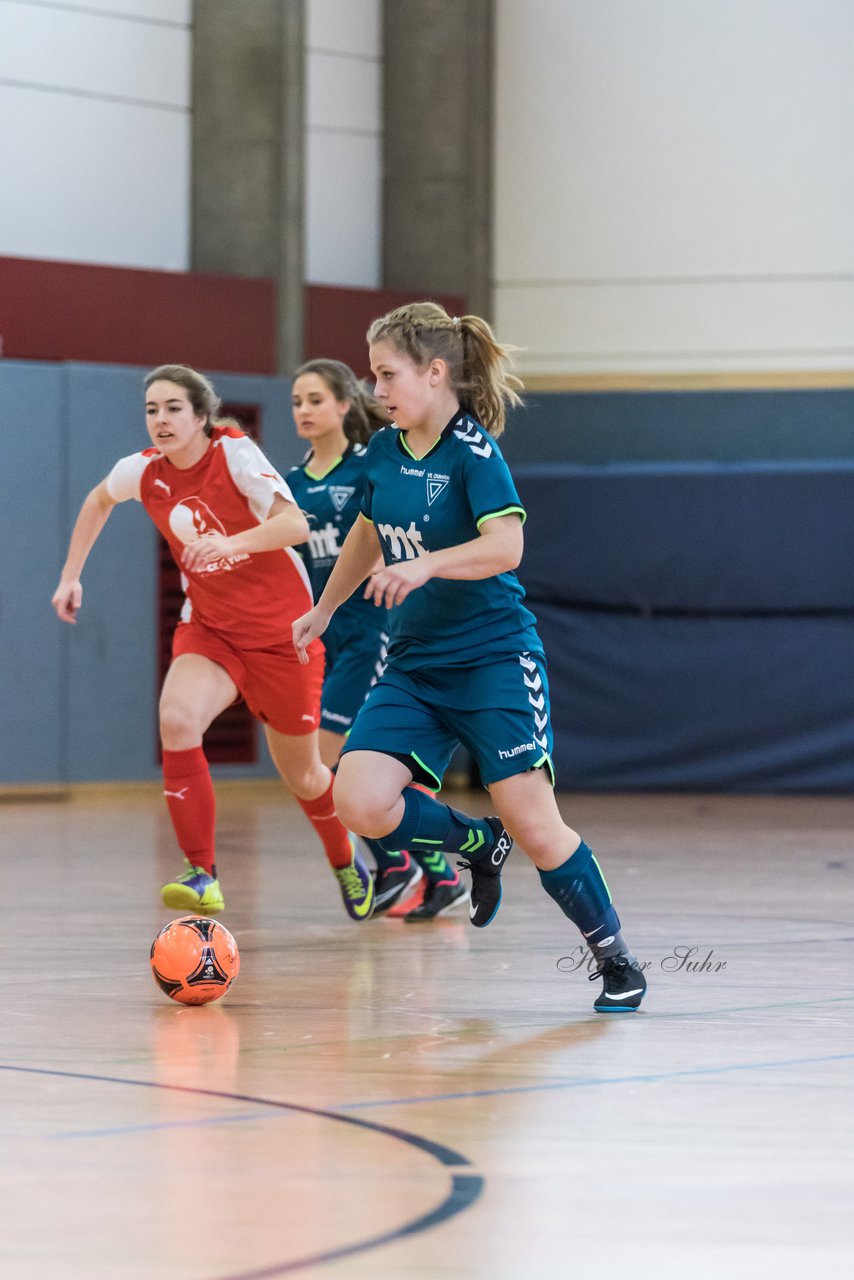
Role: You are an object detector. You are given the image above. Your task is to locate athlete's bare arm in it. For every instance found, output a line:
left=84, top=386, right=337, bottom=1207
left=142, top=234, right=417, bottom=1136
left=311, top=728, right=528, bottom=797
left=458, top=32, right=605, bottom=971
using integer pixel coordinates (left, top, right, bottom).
left=180, top=493, right=310, bottom=572
left=292, top=514, right=382, bottom=663
left=51, top=479, right=117, bottom=624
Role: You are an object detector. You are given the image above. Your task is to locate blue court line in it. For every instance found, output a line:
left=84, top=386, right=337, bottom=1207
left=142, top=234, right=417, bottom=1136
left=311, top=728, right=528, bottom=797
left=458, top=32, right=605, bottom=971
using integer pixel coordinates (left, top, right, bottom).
left=336, top=1049, right=854, bottom=1111
left=0, top=1062, right=483, bottom=1279
left=50, top=1110, right=272, bottom=1140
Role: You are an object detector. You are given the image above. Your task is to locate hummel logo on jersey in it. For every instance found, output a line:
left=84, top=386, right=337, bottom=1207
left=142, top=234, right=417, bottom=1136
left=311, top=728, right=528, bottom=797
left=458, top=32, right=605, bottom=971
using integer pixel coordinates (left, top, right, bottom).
left=454, top=420, right=493, bottom=458
left=329, top=485, right=355, bottom=512
left=154, top=479, right=171, bottom=496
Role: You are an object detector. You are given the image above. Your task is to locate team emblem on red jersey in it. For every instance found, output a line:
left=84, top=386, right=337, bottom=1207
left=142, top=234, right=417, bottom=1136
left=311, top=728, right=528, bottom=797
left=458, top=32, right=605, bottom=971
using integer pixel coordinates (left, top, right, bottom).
left=168, top=497, right=228, bottom=545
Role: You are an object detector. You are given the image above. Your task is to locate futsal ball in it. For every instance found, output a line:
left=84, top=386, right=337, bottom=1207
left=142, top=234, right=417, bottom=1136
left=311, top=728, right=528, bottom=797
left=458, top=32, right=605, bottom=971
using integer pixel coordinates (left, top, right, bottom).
left=150, top=916, right=240, bottom=1005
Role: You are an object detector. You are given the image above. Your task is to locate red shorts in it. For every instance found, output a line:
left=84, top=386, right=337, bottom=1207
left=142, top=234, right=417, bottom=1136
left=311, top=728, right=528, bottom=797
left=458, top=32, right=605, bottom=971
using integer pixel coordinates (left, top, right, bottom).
left=172, top=620, right=324, bottom=736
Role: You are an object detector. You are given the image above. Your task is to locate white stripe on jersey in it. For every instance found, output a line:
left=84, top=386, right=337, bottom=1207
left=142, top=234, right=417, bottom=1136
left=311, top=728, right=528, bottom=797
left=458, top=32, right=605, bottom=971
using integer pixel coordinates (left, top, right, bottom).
left=217, top=433, right=295, bottom=523
left=105, top=451, right=158, bottom=503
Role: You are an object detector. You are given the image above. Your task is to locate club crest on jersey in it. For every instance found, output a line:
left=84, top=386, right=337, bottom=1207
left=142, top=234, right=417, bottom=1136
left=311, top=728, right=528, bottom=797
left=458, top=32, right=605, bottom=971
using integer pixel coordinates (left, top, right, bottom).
left=169, top=497, right=227, bottom=544
left=426, top=473, right=450, bottom=505
left=329, top=486, right=355, bottom=513
left=168, top=496, right=249, bottom=574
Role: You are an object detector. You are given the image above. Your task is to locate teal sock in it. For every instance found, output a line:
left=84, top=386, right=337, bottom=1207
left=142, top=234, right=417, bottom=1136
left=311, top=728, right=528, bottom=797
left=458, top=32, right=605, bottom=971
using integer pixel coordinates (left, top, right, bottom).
left=539, top=841, right=634, bottom=961
left=378, top=788, right=494, bottom=860
left=413, top=848, right=459, bottom=886
left=363, top=838, right=407, bottom=874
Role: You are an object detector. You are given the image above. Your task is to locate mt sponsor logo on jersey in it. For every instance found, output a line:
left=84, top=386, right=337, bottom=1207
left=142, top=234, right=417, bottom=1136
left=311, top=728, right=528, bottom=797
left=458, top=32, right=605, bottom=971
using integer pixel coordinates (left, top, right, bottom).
left=307, top=520, right=342, bottom=563
left=426, top=472, right=450, bottom=505
left=377, top=520, right=425, bottom=561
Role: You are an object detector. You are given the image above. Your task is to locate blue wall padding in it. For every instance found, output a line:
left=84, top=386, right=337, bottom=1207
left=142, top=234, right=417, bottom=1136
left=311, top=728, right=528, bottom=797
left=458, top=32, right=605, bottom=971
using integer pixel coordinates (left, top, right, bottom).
left=502, top=389, right=854, bottom=466
left=535, top=607, right=854, bottom=792
left=516, top=464, right=854, bottom=792
left=515, top=461, right=854, bottom=613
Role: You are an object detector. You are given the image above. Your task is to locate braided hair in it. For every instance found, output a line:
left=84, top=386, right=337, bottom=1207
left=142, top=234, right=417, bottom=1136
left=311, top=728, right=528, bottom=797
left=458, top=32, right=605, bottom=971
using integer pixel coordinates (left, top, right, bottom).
left=366, top=301, right=523, bottom=437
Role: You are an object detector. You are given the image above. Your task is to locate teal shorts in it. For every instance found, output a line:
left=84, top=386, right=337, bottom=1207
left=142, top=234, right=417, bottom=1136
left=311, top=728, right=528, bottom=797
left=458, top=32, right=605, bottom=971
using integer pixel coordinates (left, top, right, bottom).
left=320, top=615, right=388, bottom=735
left=340, top=650, right=555, bottom=788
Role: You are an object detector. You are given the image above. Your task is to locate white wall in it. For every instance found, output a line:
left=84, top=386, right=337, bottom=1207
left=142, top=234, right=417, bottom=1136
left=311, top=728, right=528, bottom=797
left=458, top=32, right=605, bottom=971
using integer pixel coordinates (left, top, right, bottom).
left=495, top=0, right=854, bottom=376
left=305, top=0, right=382, bottom=287
left=0, top=0, right=191, bottom=270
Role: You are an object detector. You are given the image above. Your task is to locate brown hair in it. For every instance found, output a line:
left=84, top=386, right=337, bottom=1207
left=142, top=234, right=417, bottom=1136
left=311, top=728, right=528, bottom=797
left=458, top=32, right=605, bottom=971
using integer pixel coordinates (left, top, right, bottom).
left=144, top=364, right=222, bottom=438
left=366, top=301, right=523, bottom=437
left=293, top=358, right=387, bottom=446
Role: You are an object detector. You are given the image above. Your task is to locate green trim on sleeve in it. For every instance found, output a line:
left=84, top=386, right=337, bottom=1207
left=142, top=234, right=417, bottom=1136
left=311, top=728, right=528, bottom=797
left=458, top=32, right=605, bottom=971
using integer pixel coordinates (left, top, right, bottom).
left=358, top=512, right=374, bottom=525
left=476, top=505, right=527, bottom=529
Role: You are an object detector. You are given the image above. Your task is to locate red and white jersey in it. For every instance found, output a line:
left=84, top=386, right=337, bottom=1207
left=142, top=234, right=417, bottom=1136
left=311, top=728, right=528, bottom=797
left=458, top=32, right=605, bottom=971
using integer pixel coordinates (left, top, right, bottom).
left=106, top=425, right=313, bottom=647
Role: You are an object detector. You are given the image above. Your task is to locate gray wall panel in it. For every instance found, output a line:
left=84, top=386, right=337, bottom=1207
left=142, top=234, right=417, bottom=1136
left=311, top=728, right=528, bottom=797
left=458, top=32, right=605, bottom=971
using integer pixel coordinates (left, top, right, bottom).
left=65, top=365, right=160, bottom=781
left=0, top=362, right=65, bottom=783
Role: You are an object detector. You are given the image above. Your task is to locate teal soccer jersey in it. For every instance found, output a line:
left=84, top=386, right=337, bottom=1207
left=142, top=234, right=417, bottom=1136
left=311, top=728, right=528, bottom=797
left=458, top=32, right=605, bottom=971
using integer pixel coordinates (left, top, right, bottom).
left=288, top=443, right=378, bottom=628
left=288, top=443, right=387, bottom=731
left=360, top=413, right=541, bottom=669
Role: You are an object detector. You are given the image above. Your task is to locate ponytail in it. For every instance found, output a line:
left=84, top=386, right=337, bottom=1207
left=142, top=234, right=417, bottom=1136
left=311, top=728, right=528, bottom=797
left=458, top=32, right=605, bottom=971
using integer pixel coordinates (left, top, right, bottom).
left=366, top=301, right=523, bottom=437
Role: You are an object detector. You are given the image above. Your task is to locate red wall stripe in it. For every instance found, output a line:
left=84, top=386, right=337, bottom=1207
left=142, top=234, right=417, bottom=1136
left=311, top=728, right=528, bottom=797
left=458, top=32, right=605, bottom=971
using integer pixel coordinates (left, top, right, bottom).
left=0, top=255, right=466, bottom=376
left=0, top=255, right=277, bottom=374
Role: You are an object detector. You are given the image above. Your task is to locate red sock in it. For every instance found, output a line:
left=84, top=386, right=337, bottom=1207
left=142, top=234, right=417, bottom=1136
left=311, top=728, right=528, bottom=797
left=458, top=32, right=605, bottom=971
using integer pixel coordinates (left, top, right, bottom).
left=162, top=747, right=216, bottom=876
left=297, top=778, right=353, bottom=868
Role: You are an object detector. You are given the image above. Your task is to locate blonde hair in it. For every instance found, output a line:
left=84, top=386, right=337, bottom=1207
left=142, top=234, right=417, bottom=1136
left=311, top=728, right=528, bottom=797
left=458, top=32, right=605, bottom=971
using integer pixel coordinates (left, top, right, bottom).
left=144, top=364, right=222, bottom=438
left=366, top=301, right=523, bottom=437
left=293, top=358, right=387, bottom=445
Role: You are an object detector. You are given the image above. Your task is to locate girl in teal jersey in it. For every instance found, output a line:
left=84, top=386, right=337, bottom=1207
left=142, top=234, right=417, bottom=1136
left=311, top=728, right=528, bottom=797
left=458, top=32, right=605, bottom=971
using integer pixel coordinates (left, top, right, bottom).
left=289, top=358, right=468, bottom=919
left=293, top=304, right=646, bottom=1012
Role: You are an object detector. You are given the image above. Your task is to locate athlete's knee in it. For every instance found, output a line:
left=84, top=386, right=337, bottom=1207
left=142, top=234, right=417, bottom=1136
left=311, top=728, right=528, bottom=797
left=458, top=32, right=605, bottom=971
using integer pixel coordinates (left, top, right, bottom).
left=333, top=774, right=397, bottom=838
left=280, top=760, right=328, bottom=799
left=503, top=810, right=573, bottom=864
left=159, top=698, right=204, bottom=748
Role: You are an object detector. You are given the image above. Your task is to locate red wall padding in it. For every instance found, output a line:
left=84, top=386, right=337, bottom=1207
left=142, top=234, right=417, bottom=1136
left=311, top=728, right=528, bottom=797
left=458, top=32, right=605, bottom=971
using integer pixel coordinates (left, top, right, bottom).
left=0, top=255, right=277, bottom=373
left=0, top=255, right=465, bottom=377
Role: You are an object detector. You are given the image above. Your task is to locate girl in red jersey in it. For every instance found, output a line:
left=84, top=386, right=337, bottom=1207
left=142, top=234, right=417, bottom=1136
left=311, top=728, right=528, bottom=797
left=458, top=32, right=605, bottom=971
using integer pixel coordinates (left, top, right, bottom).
left=51, top=364, right=374, bottom=922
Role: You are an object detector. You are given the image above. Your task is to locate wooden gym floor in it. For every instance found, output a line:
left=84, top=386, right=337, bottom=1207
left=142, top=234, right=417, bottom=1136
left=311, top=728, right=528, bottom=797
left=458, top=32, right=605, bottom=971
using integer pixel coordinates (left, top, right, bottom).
left=1, top=785, right=852, bottom=1279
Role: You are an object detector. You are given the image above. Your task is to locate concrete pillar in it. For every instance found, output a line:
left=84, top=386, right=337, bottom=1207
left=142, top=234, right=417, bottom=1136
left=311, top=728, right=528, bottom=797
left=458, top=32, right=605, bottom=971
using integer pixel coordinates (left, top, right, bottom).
left=382, top=0, right=493, bottom=318
left=191, top=0, right=304, bottom=372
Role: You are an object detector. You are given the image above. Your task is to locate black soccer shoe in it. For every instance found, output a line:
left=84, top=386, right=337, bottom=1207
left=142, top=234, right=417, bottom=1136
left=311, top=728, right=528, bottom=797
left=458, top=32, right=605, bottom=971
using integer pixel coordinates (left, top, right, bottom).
left=403, top=877, right=470, bottom=921
left=373, top=860, right=423, bottom=915
left=590, top=955, right=647, bottom=1013
left=457, top=817, right=513, bottom=928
